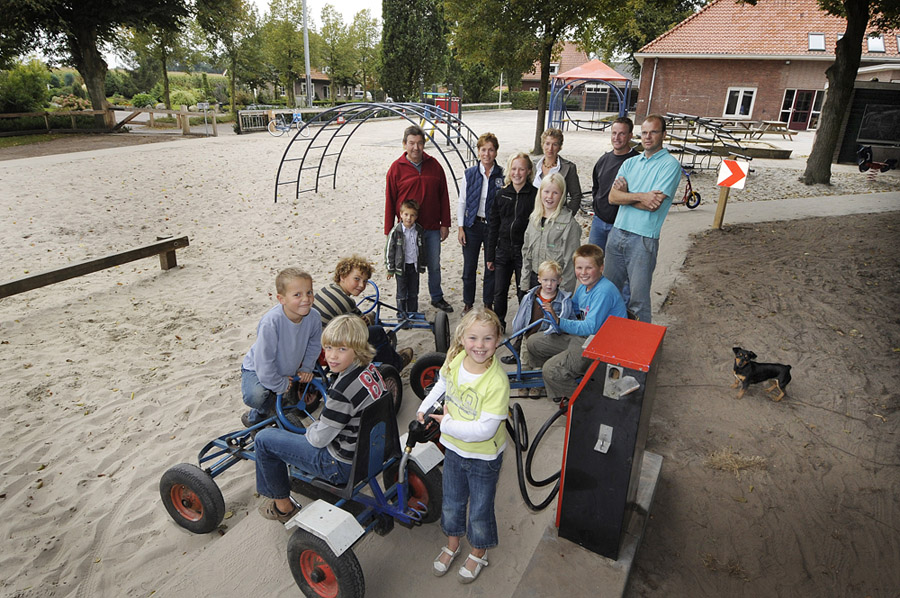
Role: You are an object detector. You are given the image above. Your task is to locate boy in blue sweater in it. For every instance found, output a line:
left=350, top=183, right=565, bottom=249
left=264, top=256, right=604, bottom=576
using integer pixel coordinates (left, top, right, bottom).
left=526, top=245, right=626, bottom=402
left=241, top=268, right=322, bottom=426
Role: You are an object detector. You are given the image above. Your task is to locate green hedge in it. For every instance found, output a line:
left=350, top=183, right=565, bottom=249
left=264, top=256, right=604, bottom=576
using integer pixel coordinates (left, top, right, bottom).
left=509, top=91, right=580, bottom=110
left=0, top=114, right=97, bottom=133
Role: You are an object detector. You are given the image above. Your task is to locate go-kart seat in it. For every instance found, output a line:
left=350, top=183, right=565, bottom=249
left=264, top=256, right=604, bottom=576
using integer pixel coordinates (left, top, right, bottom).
left=309, top=393, right=401, bottom=500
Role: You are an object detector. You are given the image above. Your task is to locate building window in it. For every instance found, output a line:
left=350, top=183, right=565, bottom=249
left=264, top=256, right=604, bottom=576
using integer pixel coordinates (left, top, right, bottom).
left=277, top=85, right=286, bottom=97
left=779, top=89, right=796, bottom=123
left=548, top=63, right=559, bottom=75
left=323, top=86, right=330, bottom=99
left=530, top=86, right=539, bottom=92
left=724, top=87, right=756, bottom=118
left=808, top=90, right=825, bottom=130
left=867, top=34, right=885, bottom=52
left=808, top=33, right=826, bottom=51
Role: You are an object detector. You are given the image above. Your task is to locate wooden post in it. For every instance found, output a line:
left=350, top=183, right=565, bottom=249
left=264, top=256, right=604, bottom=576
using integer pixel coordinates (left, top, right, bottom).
left=712, top=187, right=730, bottom=229
left=43, top=113, right=49, bottom=130
left=156, top=235, right=178, bottom=270
left=70, top=114, right=76, bottom=129
left=211, top=112, right=218, bottom=137
left=149, top=111, right=155, bottom=127
left=180, top=105, right=190, bottom=135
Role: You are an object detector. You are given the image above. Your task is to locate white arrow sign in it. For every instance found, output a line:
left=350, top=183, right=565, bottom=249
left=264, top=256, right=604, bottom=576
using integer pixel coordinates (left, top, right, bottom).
left=717, top=159, right=749, bottom=190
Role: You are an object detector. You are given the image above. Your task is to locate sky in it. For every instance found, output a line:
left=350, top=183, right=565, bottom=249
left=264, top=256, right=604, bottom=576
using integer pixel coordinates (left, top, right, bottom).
left=251, top=0, right=382, bottom=25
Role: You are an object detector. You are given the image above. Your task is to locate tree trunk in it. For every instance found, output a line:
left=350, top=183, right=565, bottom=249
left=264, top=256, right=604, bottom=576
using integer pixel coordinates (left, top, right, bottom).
left=532, top=38, right=554, bottom=154
left=802, top=0, right=869, bottom=185
left=67, top=26, right=113, bottom=129
left=229, top=54, right=237, bottom=120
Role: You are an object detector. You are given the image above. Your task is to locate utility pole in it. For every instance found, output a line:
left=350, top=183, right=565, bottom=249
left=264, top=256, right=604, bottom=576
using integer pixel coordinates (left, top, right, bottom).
left=302, top=0, right=313, bottom=108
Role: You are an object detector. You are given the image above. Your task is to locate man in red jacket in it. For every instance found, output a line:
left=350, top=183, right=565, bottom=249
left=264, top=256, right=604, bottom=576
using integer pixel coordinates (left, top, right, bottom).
left=384, top=124, right=453, bottom=313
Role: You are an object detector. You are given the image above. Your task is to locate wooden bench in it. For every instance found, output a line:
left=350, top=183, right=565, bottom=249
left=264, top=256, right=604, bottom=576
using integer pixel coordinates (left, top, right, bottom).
left=0, top=235, right=190, bottom=299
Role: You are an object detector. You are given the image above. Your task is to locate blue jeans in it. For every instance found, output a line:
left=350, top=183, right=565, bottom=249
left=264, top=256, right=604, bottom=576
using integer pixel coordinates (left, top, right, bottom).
left=241, top=368, right=276, bottom=422
left=461, top=220, right=496, bottom=306
left=603, top=227, right=658, bottom=323
left=255, top=427, right=351, bottom=500
left=441, top=449, right=503, bottom=550
left=588, top=215, right=614, bottom=249
left=422, top=228, right=444, bottom=302
left=369, top=325, right=402, bottom=370
left=589, top=216, right=630, bottom=304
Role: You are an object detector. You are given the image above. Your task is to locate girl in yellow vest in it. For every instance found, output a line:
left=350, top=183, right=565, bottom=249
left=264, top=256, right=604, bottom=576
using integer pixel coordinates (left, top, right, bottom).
left=417, top=308, right=510, bottom=583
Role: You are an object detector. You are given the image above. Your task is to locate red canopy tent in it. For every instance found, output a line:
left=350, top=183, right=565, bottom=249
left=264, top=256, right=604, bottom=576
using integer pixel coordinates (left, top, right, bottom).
left=549, top=59, right=632, bottom=128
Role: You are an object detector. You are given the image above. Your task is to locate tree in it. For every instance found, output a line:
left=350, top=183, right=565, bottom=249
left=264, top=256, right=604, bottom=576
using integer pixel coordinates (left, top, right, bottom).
left=261, top=0, right=309, bottom=107
left=320, top=4, right=357, bottom=104
left=118, top=24, right=193, bottom=108
left=381, top=0, right=448, bottom=101
left=577, top=0, right=702, bottom=74
left=446, top=56, right=498, bottom=103
left=197, top=0, right=257, bottom=118
left=350, top=9, right=380, bottom=100
left=445, top=0, right=605, bottom=153
left=0, top=58, right=51, bottom=112
left=0, top=0, right=188, bottom=127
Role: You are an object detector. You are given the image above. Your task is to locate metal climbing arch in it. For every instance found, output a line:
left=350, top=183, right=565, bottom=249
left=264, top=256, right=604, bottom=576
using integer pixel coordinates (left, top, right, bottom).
left=273, top=103, right=481, bottom=203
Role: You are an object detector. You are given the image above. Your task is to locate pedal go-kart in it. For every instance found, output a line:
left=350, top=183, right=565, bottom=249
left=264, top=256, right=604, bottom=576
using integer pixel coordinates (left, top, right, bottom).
left=159, top=376, right=445, bottom=598
left=357, top=280, right=451, bottom=354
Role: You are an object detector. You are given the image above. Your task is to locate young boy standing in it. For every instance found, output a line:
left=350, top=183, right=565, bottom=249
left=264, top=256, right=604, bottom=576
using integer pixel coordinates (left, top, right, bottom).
left=385, top=199, right=426, bottom=316
left=254, top=315, right=389, bottom=522
left=526, top=245, right=626, bottom=403
left=241, top=268, right=322, bottom=426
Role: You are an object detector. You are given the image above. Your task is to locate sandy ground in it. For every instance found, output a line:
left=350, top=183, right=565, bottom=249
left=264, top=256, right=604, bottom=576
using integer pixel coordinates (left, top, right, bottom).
left=0, top=111, right=898, bottom=598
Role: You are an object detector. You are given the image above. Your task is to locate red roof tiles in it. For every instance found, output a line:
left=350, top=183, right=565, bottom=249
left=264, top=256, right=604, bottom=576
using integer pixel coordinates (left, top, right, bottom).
left=638, top=0, right=899, bottom=59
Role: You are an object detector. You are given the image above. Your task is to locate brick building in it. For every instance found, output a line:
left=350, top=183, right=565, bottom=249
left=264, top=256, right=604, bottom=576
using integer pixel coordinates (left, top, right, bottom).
left=517, top=42, right=590, bottom=92
left=633, top=0, right=900, bottom=130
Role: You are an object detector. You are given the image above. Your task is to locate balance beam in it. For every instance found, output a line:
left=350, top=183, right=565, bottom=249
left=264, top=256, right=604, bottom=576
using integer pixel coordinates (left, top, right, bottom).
left=0, top=236, right=190, bottom=299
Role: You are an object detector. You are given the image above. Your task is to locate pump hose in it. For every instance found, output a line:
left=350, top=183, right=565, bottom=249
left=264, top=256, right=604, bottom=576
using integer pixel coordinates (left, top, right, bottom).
left=506, top=401, right=568, bottom=512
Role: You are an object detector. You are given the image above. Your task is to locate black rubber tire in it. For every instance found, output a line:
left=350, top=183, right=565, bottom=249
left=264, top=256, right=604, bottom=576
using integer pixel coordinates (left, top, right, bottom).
left=433, top=311, right=451, bottom=353
left=377, top=363, right=403, bottom=415
left=409, top=352, right=446, bottom=399
left=288, top=528, right=365, bottom=598
left=386, top=329, right=397, bottom=350
left=159, top=463, right=225, bottom=534
left=686, top=191, right=701, bottom=209
left=267, top=119, right=284, bottom=137
left=406, top=461, right=443, bottom=524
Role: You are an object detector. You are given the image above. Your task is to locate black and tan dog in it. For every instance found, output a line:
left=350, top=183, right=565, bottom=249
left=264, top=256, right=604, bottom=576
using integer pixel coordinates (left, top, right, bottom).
left=732, top=347, right=792, bottom=401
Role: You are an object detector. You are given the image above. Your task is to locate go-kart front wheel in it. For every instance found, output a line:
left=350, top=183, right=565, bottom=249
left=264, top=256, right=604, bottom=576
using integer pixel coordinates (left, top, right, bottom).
left=407, top=461, right=443, bottom=524
left=409, top=351, right=447, bottom=399
left=288, top=528, right=365, bottom=598
left=159, top=463, right=225, bottom=534
left=377, top=363, right=403, bottom=415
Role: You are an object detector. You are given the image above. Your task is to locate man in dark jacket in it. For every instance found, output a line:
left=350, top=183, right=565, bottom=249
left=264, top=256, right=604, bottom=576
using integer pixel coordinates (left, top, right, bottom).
left=589, top=117, right=639, bottom=250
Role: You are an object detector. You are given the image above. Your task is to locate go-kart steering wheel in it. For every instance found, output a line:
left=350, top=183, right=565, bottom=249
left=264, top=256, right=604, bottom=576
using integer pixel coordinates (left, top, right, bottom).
left=356, top=280, right=380, bottom=315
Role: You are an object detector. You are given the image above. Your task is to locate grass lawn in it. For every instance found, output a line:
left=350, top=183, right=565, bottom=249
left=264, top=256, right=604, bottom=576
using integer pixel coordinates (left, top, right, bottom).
left=0, top=133, right=70, bottom=149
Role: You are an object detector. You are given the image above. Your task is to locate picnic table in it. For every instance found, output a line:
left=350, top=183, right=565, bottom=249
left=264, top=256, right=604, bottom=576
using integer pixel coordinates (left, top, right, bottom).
left=751, top=120, right=796, bottom=140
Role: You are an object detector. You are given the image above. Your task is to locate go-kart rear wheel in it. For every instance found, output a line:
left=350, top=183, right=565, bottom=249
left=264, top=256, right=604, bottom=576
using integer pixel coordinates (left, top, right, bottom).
left=409, top=351, right=447, bottom=399
left=433, top=311, right=450, bottom=353
left=377, top=363, right=403, bottom=415
left=288, top=528, right=364, bottom=598
left=159, top=463, right=225, bottom=534
left=686, top=191, right=701, bottom=209
left=407, top=461, right=443, bottom=524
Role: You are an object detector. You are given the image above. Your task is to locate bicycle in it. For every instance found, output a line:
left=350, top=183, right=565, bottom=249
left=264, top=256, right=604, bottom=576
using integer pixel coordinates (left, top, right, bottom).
left=267, top=112, right=310, bottom=137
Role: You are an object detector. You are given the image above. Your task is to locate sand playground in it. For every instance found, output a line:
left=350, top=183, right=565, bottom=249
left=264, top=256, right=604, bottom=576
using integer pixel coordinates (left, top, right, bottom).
left=1, top=110, right=898, bottom=597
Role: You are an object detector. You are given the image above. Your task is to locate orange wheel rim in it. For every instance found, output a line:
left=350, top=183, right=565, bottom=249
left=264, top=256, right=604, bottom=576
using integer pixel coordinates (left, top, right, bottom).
left=170, top=484, right=203, bottom=521
left=300, top=550, right=338, bottom=597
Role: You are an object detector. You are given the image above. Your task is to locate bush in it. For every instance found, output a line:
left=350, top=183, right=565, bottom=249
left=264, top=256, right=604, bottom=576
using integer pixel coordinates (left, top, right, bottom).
left=131, top=92, right=156, bottom=107
left=0, top=59, right=51, bottom=112
left=510, top=91, right=546, bottom=110
left=52, top=94, right=91, bottom=110
left=105, top=70, right=138, bottom=98
left=170, top=89, right=196, bottom=108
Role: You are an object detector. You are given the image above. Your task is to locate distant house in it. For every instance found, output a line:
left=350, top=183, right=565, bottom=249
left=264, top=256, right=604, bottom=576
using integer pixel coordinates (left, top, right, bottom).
left=517, top=42, right=590, bottom=92
left=633, top=0, right=900, bottom=131
left=288, top=69, right=331, bottom=103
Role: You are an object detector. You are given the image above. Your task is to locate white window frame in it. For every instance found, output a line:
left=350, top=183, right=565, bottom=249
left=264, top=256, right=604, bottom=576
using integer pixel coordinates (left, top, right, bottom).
left=548, top=63, right=560, bottom=75
left=867, top=34, right=885, bottom=53
left=723, top=87, right=757, bottom=119
left=808, top=33, right=826, bottom=51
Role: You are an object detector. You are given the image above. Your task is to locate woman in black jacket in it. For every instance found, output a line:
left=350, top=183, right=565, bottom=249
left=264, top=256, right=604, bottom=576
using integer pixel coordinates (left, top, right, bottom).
left=485, top=152, right=537, bottom=331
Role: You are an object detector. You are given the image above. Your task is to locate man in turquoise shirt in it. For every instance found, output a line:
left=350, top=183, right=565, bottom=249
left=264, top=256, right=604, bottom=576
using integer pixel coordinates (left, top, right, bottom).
left=604, top=114, right=682, bottom=323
